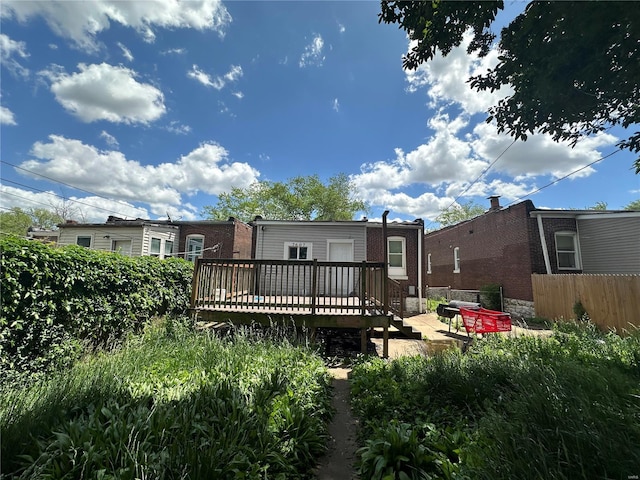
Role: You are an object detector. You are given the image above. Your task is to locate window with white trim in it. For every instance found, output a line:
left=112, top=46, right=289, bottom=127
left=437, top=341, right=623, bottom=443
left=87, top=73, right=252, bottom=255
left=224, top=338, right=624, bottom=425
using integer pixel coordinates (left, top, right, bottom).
left=185, top=235, right=204, bottom=262
left=285, top=242, right=311, bottom=260
left=150, top=237, right=161, bottom=257
left=164, top=240, right=174, bottom=258
left=427, top=253, right=432, bottom=274
left=453, top=247, right=460, bottom=273
left=77, top=236, right=91, bottom=248
left=555, top=232, right=580, bottom=269
left=387, top=236, right=407, bottom=278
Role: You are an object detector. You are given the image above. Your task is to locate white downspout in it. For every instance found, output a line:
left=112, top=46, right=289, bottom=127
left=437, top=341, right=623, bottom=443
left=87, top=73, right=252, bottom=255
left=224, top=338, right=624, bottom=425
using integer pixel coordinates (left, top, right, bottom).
left=536, top=213, right=552, bottom=274
left=417, top=225, right=423, bottom=313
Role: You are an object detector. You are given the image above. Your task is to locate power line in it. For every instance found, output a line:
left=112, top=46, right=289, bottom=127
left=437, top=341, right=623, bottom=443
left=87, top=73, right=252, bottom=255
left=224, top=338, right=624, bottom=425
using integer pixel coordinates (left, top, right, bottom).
left=426, top=138, right=517, bottom=230
left=0, top=160, right=145, bottom=216
left=0, top=185, right=138, bottom=219
left=501, top=149, right=621, bottom=209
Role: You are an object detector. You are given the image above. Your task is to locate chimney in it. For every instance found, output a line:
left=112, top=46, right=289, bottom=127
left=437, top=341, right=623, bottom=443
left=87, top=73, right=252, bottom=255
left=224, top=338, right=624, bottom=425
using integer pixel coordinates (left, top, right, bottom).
left=488, top=195, right=501, bottom=211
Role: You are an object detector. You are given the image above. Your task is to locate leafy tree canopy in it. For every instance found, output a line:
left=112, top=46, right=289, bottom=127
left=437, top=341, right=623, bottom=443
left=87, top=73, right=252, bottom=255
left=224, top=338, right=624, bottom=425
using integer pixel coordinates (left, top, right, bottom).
left=0, top=207, right=64, bottom=237
left=437, top=200, right=485, bottom=227
left=380, top=1, right=640, bottom=171
left=625, top=199, right=640, bottom=211
left=202, top=174, right=369, bottom=222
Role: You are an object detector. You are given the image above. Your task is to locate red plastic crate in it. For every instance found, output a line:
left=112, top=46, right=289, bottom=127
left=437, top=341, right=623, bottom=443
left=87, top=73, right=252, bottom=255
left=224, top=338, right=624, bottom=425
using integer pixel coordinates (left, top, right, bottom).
left=459, top=307, right=512, bottom=334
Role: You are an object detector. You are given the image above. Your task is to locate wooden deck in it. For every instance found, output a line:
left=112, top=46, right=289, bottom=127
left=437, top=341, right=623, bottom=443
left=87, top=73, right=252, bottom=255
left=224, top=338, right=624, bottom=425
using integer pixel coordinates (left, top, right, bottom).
left=189, top=258, right=392, bottom=356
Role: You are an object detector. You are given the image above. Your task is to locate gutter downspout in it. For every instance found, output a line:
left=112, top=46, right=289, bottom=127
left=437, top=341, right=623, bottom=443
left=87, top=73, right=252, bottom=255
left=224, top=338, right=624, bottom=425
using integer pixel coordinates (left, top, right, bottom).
left=417, top=220, right=423, bottom=313
left=536, top=213, right=552, bottom=274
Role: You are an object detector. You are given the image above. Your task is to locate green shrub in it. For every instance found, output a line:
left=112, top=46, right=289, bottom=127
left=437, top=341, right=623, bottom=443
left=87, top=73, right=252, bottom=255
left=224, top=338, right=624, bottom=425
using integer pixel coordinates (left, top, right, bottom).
left=479, top=283, right=502, bottom=311
left=0, top=237, right=193, bottom=377
left=351, top=321, right=640, bottom=479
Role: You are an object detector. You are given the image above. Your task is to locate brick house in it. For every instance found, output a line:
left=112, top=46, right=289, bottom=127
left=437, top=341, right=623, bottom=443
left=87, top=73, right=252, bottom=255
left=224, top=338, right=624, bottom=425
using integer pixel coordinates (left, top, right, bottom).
left=424, top=197, right=640, bottom=317
left=57, top=216, right=252, bottom=261
left=172, top=218, right=252, bottom=260
left=366, top=219, right=424, bottom=307
left=250, top=217, right=425, bottom=312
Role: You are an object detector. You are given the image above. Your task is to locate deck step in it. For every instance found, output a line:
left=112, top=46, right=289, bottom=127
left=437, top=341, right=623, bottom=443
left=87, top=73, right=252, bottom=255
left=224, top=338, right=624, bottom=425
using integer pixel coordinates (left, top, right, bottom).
left=390, top=317, right=422, bottom=340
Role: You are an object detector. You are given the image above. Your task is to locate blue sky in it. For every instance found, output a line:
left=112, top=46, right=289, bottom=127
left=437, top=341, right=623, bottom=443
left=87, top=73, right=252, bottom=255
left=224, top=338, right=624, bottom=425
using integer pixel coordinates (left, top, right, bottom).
left=1, top=0, right=639, bottom=227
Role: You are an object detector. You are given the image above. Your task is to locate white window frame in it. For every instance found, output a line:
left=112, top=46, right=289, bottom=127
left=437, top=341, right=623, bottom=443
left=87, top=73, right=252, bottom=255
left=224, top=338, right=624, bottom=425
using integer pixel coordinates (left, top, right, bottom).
left=284, top=241, right=311, bottom=260
left=150, top=237, right=161, bottom=257
left=76, top=235, right=92, bottom=248
left=427, top=253, right=432, bottom=274
left=387, top=236, right=407, bottom=279
left=185, top=235, right=205, bottom=262
left=164, top=239, right=174, bottom=258
left=453, top=247, right=460, bottom=273
left=555, top=231, right=581, bottom=270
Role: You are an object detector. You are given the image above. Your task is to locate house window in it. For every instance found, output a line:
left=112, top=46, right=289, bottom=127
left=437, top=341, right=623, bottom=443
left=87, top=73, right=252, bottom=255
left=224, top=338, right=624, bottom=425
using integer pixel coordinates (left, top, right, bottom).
left=453, top=247, right=460, bottom=273
left=388, top=237, right=407, bottom=278
left=164, top=240, right=173, bottom=258
left=77, top=236, right=91, bottom=248
left=285, top=242, right=311, bottom=260
left=555, top=232, right=580, bottom=269
left=150, top=237, right=161, bottom=257
left=427, top=253, right=432, bottom=274
left=186, top=235, right=204, bottom=262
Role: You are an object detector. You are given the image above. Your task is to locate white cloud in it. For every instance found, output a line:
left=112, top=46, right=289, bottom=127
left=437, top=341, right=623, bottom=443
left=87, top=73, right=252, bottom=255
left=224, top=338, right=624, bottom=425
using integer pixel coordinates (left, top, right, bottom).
left=299, top=34, right=325, bottom=67
left=352, top=30, right=622, bottom=222
left=165, top=120, right=192, bottom=135
left=224, top=65, right=243, bottom=82
left=338, top=23, right=345, bottom=34
left=0, top=33, right=29, bottom=77
left=332, top=98, right=339, bottom=112
left=117, top=42, right=134, bottom=62
left=18, top=135, right=259, bottom=212
left=405, top=32, right=511, bottom=115
left=232, top=91, right=244, bottom=99
left=1, top=0, right=231, bottom=52
left=161, top=48, right=186, bottom=55
left=1, top=106, right=17, bottom=125
left=188, top=64, right=242, bottom=91
left=40, top=63, right=166, bottom=124
left=0, top=184, right=150, bottom=223
left=99, top=130, right=119, bottom=147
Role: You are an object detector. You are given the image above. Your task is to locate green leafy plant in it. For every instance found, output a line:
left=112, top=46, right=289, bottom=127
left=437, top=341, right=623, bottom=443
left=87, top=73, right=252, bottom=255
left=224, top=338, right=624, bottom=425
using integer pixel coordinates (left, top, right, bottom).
left=0, top=237, right=193, bottom=378
left=479, top=283, right=502, bottom=311
left=1, top=322, right=332, bottom=478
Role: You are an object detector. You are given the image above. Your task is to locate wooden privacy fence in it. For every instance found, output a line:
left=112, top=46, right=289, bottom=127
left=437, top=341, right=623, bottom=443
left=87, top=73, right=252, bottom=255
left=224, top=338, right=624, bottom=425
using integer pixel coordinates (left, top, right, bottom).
left=532, top=274, right=640, bottom=333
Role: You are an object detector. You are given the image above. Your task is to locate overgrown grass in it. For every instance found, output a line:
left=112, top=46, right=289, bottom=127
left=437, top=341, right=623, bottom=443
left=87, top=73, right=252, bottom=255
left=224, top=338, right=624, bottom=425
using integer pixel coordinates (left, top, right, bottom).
left=351, top=320, right=640, bottom=480
left=1, top=319, right=333, bottom=478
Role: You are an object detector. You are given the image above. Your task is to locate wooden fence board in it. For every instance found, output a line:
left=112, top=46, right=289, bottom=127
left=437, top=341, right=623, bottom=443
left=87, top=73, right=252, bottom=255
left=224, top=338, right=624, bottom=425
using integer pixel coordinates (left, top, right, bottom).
left=532, top=274, right=640, bottom=333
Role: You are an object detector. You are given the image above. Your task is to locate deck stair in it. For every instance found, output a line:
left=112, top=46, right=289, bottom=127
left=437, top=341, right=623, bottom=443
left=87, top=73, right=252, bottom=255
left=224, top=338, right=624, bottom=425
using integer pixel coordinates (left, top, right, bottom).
left=389, top=315, right=422, bottom=339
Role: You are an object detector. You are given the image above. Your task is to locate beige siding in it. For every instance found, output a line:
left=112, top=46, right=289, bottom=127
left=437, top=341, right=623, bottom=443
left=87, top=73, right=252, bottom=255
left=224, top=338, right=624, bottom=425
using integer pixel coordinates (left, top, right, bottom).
left=143, top=226, right=179, bottom=257
left=254, top=223, right=367, bottom=261
left=578, top=214, right=640, bottom=274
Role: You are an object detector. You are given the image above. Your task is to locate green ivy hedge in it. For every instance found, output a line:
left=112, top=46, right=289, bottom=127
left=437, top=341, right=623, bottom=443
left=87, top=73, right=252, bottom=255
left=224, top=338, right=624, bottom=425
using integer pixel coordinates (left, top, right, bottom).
left=0, top=237, right=193, bottom=376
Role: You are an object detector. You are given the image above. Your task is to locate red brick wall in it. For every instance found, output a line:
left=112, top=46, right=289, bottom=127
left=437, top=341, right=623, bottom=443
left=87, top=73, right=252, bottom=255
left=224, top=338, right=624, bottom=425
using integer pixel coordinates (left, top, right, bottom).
left=176, top=221, right=248, bottom=259
left=233, top=220, right=253, bottom=259
left=539, top=217, right=581, bottom=273
left=424, top=201, right=539, bottom=301
left=367, top=226, right=422, bottom=295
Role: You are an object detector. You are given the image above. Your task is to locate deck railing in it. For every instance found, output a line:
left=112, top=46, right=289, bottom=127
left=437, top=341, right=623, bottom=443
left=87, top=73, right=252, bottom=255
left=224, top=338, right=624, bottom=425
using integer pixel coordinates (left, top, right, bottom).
left=191, top=258, right=388, bottom=316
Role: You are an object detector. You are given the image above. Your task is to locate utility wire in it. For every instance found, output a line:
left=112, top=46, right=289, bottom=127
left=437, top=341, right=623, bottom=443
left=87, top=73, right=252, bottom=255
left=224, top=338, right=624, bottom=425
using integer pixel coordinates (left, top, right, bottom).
left=426, top=138, right=517, bottom=230
left=1, top=160, right=141, bottom=213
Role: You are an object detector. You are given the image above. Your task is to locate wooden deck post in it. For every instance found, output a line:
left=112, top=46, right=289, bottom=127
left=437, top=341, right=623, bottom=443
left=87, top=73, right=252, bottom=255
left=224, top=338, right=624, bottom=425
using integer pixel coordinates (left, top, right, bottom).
left=383, top=324, right=389, bottom=358
left=361, top=328, right=367, bottom=354
left=311, top=259, right=317, bottom=315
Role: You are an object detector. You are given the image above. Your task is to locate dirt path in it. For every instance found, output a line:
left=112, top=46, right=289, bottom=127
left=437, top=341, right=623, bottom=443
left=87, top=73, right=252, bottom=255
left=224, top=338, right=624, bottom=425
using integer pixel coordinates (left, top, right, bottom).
left=314, top=367, right=359, bottom=480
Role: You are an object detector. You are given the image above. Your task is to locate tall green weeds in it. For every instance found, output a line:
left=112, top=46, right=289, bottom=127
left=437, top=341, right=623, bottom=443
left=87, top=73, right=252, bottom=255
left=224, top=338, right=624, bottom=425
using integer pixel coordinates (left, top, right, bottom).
left=351, top=321, right=640, bottom=479
left=1, top=321, right=332, bottom=478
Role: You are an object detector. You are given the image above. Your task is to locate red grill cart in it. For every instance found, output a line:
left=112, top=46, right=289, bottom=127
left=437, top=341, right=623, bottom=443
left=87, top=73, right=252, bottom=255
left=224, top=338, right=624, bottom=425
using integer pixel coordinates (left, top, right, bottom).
left=459, top=307, right=512, bottom=335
